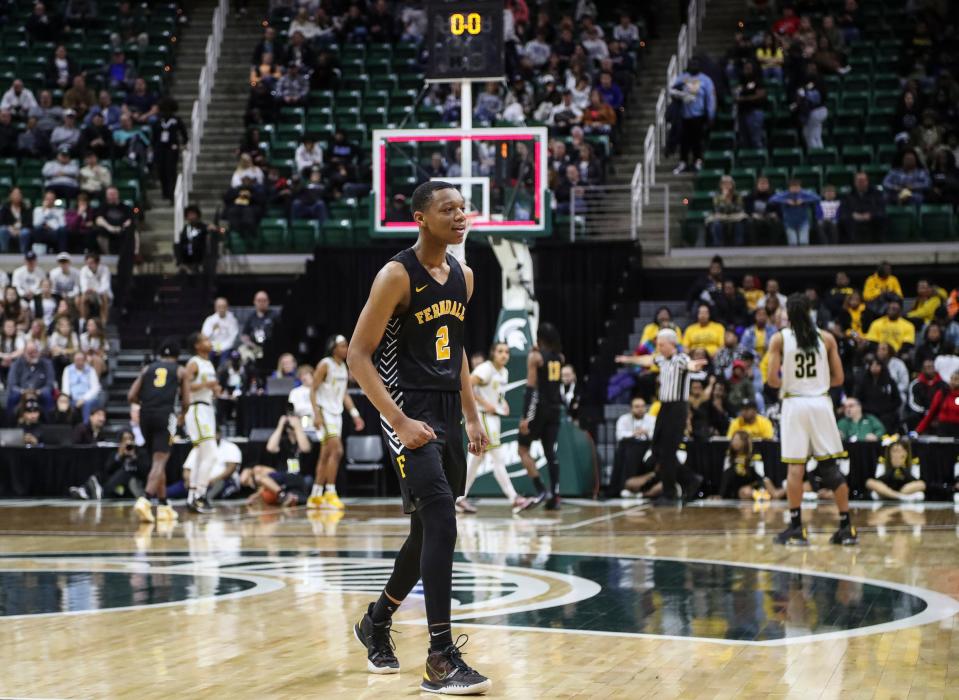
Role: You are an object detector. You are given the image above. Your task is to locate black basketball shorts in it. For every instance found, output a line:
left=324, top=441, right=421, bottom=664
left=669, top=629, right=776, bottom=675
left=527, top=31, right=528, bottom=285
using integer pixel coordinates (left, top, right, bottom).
left=140, top=410, right=174, bottom=455
left=517, top=407, right=560, bottom=448
left=381, top=389, right=466, bottom=514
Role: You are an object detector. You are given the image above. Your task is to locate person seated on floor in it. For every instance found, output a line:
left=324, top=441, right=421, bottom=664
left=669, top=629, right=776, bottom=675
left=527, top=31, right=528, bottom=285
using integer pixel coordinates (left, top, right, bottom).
left=167, top=426, right=243, bottom=500
left=239, top=464, right=308, bottom=507
left=716, top=430, right=782, bottom=500
left=238, top=412, right=313, bottom=506
left=69, top=430, right=144, bottom=500
left=620, top=410, right=698, bottom=500
left=865, top=438, right=926, bottom=502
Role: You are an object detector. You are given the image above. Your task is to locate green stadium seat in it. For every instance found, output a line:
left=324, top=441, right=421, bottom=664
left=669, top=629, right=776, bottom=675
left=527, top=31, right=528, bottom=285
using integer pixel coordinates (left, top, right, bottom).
left=841, top=91, right=872, bottom=112
left=832, top=125, right=863, bottom=145
left=835, top=107, right=862, bottom=128
left=681, top=210, right=707, bottom=247
left=687, top=190, right=714, bottom=214
left=771, top=147, right=802, bottom=168
left=863, top=164, right=888, bottom=187
left=876, top=143, right=899, bottom=166
left=824, top=165, right=857, bottom=189
left=703, top=150, right=734, bottom=171
left=885, top=205, right=918, bottom=241
left=807, top=147, right=838, bottom=166
left=290, top=220, right=319, bottom=252
left=770, top=129, right=799, bottom=149
left=227, top=232, right=249, bottom=254
left=709, top=130, right=735, bottom=150
left=872, top=73, right=900, bottom=91
left=259, top=218, right=289, bottom=252
left=737, top=148, right=768, bottom=169
left=729, top=168, right=756, bottom=192
left=792, top=165, right=822, bottom=192
left=841, top=144, right=874, bottom=166
left=919, top=205, right=954, bottom=242
left=841, top=75, right=872, bottom=92
left=321, top=218, right=354, bottom=246
left=873, top=89, right=900, bottom=109
left=693, top=168, right=724, bottom=191
left=863, top=125, right=890, bottom=148
left=308, top=90, right=335, bottom=108
left=761, top=166, right=790, bottom=191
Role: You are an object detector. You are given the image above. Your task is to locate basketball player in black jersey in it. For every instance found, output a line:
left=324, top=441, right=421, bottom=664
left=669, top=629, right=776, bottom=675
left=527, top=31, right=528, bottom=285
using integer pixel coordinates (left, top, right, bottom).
left=127, top=340, right=189, bottom=524
left=517, top=323, right=565, bottom=511
left=348, top=181, right=491, bottom=695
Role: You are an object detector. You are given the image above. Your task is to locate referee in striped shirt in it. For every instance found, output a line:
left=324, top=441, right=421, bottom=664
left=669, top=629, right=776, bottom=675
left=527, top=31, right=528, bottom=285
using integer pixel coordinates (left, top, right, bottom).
left=616, top=329, right=707, bottom=502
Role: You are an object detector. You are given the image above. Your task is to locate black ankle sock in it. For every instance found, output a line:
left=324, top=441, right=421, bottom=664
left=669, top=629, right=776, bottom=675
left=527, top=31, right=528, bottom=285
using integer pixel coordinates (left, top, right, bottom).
left=159, top=497, right=168, bottom=506
left=547, top=462, right=559, bottom=494
left=790, top=508, right=802, bottom=528
left=839, top=512, right=850, bottom=529
left=428, top=623, right=453, bottom=652
left=532, top=476, right=545, bottom=493
left=371, top=591, right=400, bottom=623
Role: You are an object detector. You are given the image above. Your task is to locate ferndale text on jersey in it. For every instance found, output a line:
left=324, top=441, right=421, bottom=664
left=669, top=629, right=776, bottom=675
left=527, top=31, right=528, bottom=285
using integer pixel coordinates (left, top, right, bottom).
left=414, top=299, right=467, bottom=325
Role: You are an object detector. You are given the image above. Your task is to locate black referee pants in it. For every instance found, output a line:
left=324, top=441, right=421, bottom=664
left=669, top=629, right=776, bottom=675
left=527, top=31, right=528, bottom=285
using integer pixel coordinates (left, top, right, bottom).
left=651, top=400, right=692, bottom=498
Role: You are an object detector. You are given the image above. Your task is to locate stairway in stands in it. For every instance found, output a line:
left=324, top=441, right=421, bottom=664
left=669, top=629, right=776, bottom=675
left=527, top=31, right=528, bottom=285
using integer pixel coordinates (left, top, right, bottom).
left=187, top=2, right=268, bottom=226
left=138, top=0, right=219, bottom=265
left=626, top=0, right=750, bottom=256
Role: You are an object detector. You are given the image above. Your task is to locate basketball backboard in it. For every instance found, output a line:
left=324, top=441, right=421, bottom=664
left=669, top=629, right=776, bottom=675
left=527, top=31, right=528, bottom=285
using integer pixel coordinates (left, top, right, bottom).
left=371, top=127, right=550, bottom=237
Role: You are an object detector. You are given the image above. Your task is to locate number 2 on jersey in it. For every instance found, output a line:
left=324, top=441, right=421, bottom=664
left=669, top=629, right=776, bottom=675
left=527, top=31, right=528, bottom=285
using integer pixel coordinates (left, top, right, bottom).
left=794, top=351, right=817, bottom=379
left=153, top=367, right=168, bottom=387
left=547, top=360, right=561, bottom=381
left=435, top=325, right=451, bottom=361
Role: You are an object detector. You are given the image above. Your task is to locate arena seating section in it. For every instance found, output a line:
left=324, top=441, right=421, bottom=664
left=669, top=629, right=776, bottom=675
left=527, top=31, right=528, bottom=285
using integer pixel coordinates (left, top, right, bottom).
left=681, top=0, right=958, bottom=246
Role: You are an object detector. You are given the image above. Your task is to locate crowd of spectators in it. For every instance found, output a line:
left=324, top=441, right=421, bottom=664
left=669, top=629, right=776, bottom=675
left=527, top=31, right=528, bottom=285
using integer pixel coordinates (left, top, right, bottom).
left=614, top=254, right=959, bottom=442
left=0, top=249, right=114, bottom=430
left=219, top=2, right=644, bottom=247
left=686, top=0, right=959, bottom=246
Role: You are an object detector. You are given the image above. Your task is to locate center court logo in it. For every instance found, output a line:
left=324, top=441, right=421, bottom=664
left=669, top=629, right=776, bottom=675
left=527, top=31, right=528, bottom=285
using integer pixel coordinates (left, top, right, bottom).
left=0, top=550, right=954, bottom=645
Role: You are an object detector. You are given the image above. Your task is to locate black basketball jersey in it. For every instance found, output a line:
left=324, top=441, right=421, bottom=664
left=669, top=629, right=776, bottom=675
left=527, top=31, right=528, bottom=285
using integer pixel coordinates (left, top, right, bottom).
left=536, top=349, right=563, bottom=409
left=138, top=360, right=179, bottom=414
left=376, top=247, right=467, bottom=392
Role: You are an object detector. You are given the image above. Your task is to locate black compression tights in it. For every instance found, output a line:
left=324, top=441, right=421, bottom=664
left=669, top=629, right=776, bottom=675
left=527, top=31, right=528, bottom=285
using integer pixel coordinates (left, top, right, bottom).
left=382, top=495, right=457, bottom=648
left=541, top=419, right=561, bottom=493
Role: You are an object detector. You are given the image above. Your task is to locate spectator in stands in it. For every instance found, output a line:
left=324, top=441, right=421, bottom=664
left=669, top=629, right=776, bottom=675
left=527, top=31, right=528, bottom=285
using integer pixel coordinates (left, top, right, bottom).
left=715, top=280, right=748, bottom=328
left=49, top=252, right=79, bottom=300
left=111, top=0, right=148, bottom=48
left=94, top=186, right=134, bottom=255
left=793, top=63, right=828, bottom=150
left=839, top=172, right=885, bottom=243
left=837, top=289, right=871, bottom=339
left=2, top=287, right=30, bottom=330
left=291, top=168, right=328, bottom=224
left=740, top=274, right=762, bottom=311
left=553, top=163, right=586, bottom=216
left=113, top=112, right=150, bottom=167
left=726, top=399, right=773, bottom=439
left=741, top=307, right=773, bottom=359
left=79, top=152, right=111, bottom=199
left=71, top=408, right=107, bottom=448
left=804, top=286, right=832, bottom=329
left=671, top=56, right=716, bottom=174
left=582, top=89, right=616, bottom=135
left=102, top=50, right=136, bottom=92
left=816, top=184, right=841, bottom=244
left=326, top=129, right=357, bottom=166
left=877, top=341, right=909, bottom=406
left=865, top=438, right=926, bottom=502
left=683, top=303, right=725, bottom=357
left=473, top=82, right=504, bottom=125
left=6, top=341, right=56, bottom=415
left=79, top=318, right=108, bottom=376
left=707, top=175, right=747, bottom=246
left=906, top=358, right=945, bottom=430
left=0, top=318, right=25, bottom=384
left=769, top=179, right=821, bottom=246
left=856, top=355, right=902, bottom=433
left=61, top=350, right=101, bottom=421
left=284, top=30, right=316, bottom=70
left=50, top=109, right=80, bottom=154
left=546, top=89, right=583, bottom=133
left=0, top=109, right=17, bottom=157
left=64, top=0, right=96, bottom=28
left=79, top=253, right=111, bottom=327
left=85, top=90, right=121, bottom=130
left=252, top=27, right=285, bottom=68
left=1, top=79, right=38, bottom=119
left=79, top=111, right=113, bottom=161
left=916, top=371, right=959, bottom=437
left=230, top=153, right=264, bottom=189
left=295, top=135, right=323, bottom=178
left=249, top=53, right=281, bottom=92
left=62, top=74, right=95, bottom=120
left=45, top=44, right=78, bottom=90
left=42, top=147, right=80, bottom=200
left=734, top=62, right=767, bottom=150
left=153, top=98, right=188, bottom=204
left=915, top=322, right=947, bottom=367
left=560, top=364, right=581, bottom=422
left=756, top=33, right=784, bottom=83
left=66, top=192, right=95, bottom=248
left=865, top=299, right=915, bottom=354
left=907, top=279, right=947, bottom=326
left=0, top=188, right=32, bottom=255
left=863, top=261, right=902, bottom=309
left=49, top=313, right=80, bottom=374
left=202, top=297, right=239, bottom=365
left=927, top=149, right=959, bottom=207
left=883, top=151, right=931, bottom=205
left=773, top=6, right=800, bottom=36
left=837, top=397, right=884, bottom=441
left=175, top=205, right=219, bottom=272
left=275, top=63, right=309, bottom=108
left=13, top=250, right=44, bottom=300
left=713, top=328, right=742, bottom=376
left=17, top=117, right=45, bottom=159
left=743, top=177, right=777, bottom=244
left=30, top=90, right=64, bottom=146
left=224, top=183, right=263, bottom=244
left=32, top=278, right=57, bottom=328
left=240, top=290, right=278, bottom=363
left=596, top=71, right=623, bottom=112
left=125, top=78, right=160, bottom=125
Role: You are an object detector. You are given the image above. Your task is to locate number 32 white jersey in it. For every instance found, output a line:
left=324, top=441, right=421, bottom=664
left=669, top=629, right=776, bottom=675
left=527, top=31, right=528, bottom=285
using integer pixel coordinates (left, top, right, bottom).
left=780, top=328, right=830, bottom=397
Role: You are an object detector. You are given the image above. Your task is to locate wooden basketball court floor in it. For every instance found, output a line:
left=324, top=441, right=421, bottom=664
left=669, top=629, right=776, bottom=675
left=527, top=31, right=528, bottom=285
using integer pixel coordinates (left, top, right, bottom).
left=2, top=498, right=959, bottom=699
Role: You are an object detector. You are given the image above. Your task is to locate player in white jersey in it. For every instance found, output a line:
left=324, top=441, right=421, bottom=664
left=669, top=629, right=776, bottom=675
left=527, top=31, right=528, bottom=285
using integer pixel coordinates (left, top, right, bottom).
left=308, top=335, right=364, bottom=510
left=184, top=332, right=221, bottom=514
left=457, top=342, right=529, bottom=514
left=768, top=294, right=857, bottom=546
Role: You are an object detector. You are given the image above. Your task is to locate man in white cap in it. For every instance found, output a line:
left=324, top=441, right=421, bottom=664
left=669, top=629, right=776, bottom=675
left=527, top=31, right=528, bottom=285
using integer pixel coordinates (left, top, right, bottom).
left=49, top=252, right=80, bottom=299
left=308, top=334, right=365, bottom=510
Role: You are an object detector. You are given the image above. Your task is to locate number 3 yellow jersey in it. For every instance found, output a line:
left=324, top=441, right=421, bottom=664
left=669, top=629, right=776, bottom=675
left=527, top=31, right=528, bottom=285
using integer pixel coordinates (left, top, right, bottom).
left=780, top=328, right=830, bottom=397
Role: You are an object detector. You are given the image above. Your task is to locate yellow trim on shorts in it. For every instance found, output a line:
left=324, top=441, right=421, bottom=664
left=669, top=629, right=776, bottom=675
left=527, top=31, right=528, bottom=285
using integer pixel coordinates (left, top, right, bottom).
left=814, top=451, right=848, bottom=461
left=783, top=391, right=830, bottom=398
left=782, top=457, right=809, bottom=464
left=320, top=432, right=340, bottom=445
